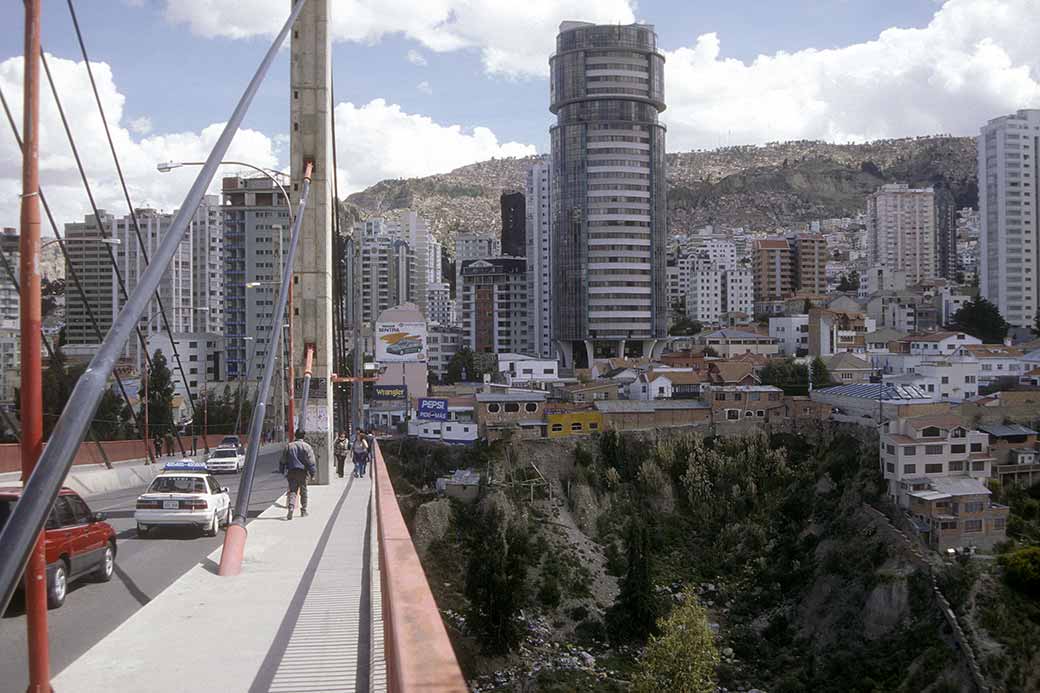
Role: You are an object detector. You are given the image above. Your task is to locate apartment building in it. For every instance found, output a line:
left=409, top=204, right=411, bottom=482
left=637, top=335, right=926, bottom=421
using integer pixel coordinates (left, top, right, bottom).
left=866, top=184, right=937, bottom=284
left=358, top=212, right=433, bottom=324
left=459, top=257, right=528, bottom=355
left=881, top=415, right=992, bottom=506
left=979, top=109, right=1040, bottom=328
left=907, top=476, right=1008, bottom=552
left=807, top=309, right=875, bottom=357
left=769, top=315, right=809, bottom=356
left=426, top=282, right=453, bottom=326
left=791, top=233, right=828, bottom=294
left=525, top=159, right=554, bottom=357
left=957, top=344, right=1026, bottom=387
left=752, top=238, right=793, bottom=313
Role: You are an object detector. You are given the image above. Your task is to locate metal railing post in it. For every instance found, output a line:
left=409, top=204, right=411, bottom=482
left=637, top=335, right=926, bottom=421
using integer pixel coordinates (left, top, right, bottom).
left=0, top=0, right=311, bottom=616
left=219, top=163, right=313, bottom=577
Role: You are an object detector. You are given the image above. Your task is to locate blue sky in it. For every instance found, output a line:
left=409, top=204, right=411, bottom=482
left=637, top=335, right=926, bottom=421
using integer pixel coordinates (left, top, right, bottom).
left=0, top=0, right=1037, bottom=229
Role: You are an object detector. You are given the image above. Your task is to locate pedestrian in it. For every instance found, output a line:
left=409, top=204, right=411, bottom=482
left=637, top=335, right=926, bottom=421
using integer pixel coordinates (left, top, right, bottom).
left=351, top=429, right=369, bottom=479
left=153, top=434, right=162, bottom=461
left=279, top=429, right=316, bottom=520
left=165, top=432, right=174, bottom=457
left=364, top=429, right=376, bottom=476
left=334, top=430, right=350, bottom=478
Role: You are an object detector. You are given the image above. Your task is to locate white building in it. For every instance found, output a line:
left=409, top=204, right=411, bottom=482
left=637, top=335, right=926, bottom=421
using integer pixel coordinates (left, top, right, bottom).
left=426, top=282, right=453, bottom=326
left=686, top=259, right=723, bottom=324
left=979, top=109, right=1040, bottom=328
left=496, top=353, right=559, bottom=385
left=701, top=239, right=737, bottom=271
left=724, top=267, right=753, bottom=317
left=190, top=195, right=225, bottom=334
left=147, top=330, right=227, bottom=403
left=427, top=323, right=465, bottom=379
left=525, top=159, right=554, bottom=358
left=866, top=184, right=937, bottom=284
left=958, top=344, right=1027, bottom=387
left=908, top=332, right=982, bottom=358
left=454, top=232, right=501, bottom=318
left=358, top=212, right=433, bottom=323
left=769, top=315, right=809, bottom=356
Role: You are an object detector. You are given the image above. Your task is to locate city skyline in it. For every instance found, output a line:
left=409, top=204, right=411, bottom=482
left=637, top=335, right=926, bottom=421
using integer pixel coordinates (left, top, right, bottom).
left=0, top=0, right=1037, bottom=230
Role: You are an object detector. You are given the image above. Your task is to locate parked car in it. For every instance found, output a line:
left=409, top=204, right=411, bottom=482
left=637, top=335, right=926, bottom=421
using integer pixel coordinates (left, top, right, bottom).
left=219, top=435, right=245, bottom=455
left=134, top=461, right=231, bottom=537
left=0, top=487, right=117, bottom=609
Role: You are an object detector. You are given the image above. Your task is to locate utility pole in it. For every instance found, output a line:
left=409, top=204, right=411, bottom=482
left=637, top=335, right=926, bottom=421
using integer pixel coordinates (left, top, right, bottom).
left=20, top=1, right=51, bottom=689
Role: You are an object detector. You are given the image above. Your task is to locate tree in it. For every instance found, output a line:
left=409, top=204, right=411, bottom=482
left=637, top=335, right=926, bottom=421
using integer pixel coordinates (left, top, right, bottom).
left=633, top=592, right=719, bottom=693
left=445, top=347, right=490, bottom=385
left=836, top=270, right=860, bottom=292
left=607, top=516, right=659, bottom=644
left=464, top=499, right=530, bottom=654
left=92, top=389, right=127, bottom=440
left=999, top=546, right=1040, bottom=596
left=760, top=357, right=812, bottom=396
left=950, top=297, right=1010, bottom=343
left=142, top=349, right=176, bottom=437
left=810, top=357, right=835, bottom=389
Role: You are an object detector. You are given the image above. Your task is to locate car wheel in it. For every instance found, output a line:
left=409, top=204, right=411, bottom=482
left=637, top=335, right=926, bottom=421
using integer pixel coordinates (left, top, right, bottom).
left=205, top=512, right=218, bottom=537
left=94, top=543, right=115, bottom=582
left=136, top=523, right=149, bottom=538
left=47, top=560, right=68, bottom=609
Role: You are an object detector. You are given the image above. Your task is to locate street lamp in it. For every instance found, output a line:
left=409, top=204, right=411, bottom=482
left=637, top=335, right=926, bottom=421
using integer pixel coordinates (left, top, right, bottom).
left=157, top=160, right=292, bottom=223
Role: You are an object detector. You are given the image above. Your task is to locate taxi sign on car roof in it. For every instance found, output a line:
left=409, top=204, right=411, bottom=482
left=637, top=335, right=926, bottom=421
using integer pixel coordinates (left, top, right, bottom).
left=162, top=460, right=208, bottom=472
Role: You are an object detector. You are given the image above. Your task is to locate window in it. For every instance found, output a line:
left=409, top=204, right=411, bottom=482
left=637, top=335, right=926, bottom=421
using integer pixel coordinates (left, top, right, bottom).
left=925, top=463, right=943, bottom=474
left=886, top=462, right=895, bottom=473
left=963, top=519, right=982, bottom=533
left=589, top=422, right=599, bottom=430
left=551, top=424, right=563, bottom=432
left=972, top=461, right=986, bottom=472
left=486, top=403, right=500, bottom=413
left=970, top=443, right=982, bottom=452
left=964, top=501, right=984, bottom=513
left=67, top=496, right=92, bottom=524
left=726, top=410, right=739, bottom=421
left=922, top=426, right=941, bottom=437
left=733, top=393, right=743, bottom=401
left=757, top=410, right=765, bottom=417
left=951, top=444, right=966, bottom=454
left=903, top=464, right=917, bottom=474
left=50, top=497, right=75, bottom=528
left=207, top=477, right=222, bottom=494
left=504, top=403, right=520, bottom=413
left=994, top=518, right=1007, bottom=530
left=951, top=428, right=965, bottom=438
left=925, top=445, right=943, bottom=455
left=886, top=444, right=896, bottom=455
left=949, top=460, right=964, bottom=472
left=715, top=393, right=725, bottom=401
left=525, top=403, right=538, bottom=413
left=571, top=422, right=583, bottom=432
left=941, top=376, right=949, bottom=384
left=904, top=446, right=916, bottom=456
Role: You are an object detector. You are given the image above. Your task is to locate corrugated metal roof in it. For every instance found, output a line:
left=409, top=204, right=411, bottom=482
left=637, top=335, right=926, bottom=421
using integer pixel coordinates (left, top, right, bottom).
left=977, top=423, right=1038, bottom=437
left=594, top=400, right=711, bottom=413
left=814, top=382, right=931, bottom=400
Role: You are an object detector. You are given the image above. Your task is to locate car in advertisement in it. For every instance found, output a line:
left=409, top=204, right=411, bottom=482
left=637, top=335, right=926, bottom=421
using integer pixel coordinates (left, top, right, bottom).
left=375, top=321, right=427, bottom=362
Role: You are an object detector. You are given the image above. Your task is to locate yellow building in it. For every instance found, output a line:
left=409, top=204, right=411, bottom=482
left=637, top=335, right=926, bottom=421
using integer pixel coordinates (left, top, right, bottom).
left=547, top=410, right=604, bottom=438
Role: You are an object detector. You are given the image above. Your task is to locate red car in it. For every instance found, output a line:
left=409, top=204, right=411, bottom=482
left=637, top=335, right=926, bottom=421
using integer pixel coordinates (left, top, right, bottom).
left=0, top=486, right=117, bottom=609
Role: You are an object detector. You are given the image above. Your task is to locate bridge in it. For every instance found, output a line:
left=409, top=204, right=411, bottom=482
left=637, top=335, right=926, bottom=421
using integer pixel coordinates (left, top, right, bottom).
left=0, top=1, right=466, bottom=691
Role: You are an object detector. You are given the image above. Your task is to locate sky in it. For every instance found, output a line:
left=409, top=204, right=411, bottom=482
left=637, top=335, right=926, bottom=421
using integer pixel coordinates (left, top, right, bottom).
left=0, top=0, right=1038, bottom=231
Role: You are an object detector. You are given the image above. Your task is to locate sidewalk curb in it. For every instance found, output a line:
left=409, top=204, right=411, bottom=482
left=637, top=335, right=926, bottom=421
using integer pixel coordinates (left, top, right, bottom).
left=0, top=444, right=284, bottom=499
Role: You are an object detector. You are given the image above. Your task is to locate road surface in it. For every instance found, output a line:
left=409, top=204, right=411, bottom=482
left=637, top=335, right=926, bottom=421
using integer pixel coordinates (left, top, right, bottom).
left=1, top=447, right=289, bottom=689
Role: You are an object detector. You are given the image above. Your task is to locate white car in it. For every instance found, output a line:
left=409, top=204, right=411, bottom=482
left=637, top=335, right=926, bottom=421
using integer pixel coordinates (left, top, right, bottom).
left=134, top=461, right=232, bottom=537
left=206, top=446, right=244, bottom=473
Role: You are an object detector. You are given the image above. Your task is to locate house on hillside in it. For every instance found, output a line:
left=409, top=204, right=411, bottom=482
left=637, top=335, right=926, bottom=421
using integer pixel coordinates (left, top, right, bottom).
left=907, top=476, right=1008, bottom=552
left=822, top=352, right=873, bottom=383
left=697, top=329, right=779, bottom=357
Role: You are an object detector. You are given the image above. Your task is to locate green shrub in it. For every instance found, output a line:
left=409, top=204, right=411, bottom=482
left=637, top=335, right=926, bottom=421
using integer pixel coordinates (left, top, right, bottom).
left=999, top=546, right=1040, bottom=596
left=632, top=594, right=718, bottom=693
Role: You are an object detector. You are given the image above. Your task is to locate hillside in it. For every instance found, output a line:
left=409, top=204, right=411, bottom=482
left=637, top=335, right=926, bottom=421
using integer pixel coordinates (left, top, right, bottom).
left=343, top=136, right=977, bottom=244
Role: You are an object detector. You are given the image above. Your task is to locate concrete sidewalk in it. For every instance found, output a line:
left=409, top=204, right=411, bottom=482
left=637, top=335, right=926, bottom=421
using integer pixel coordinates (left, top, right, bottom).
left=52, top=470, right=381, bottom=693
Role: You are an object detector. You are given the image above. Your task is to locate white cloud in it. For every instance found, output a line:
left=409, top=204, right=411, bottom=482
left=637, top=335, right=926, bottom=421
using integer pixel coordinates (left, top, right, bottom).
left=333, top=98, right=536, bottom=192
left=417, top=81, right=432, bottom=95
left=162, top=0, right=636, bottom=77
left=406, top=49, right=428, bottom=67
left=662, top=0, right=1040, bottom=149
left=128, top=115, right=152, bottom=135
left=0, top=54, right=278, bottom=231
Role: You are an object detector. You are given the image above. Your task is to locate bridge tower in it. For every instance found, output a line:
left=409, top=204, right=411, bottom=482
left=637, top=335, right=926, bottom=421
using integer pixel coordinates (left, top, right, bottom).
left=290, top=0, right=334, bottom=483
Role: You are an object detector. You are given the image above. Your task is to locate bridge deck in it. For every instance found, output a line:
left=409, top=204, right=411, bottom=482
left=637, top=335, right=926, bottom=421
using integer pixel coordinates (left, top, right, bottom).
left=52, top=472, right=382, bottom=693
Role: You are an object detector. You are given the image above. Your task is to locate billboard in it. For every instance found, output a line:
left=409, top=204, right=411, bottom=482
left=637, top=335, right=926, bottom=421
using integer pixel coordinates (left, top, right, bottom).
left=373, top=385, right=407, bottom=401
left=375, top=321, right=428, bottom=363
left=417, top=398, right=449, bottom=421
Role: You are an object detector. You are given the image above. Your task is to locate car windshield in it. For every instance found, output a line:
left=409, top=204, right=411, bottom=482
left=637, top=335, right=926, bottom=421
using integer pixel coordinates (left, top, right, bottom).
left=213, top=450, right=237, bottom=458
left=148, top=476, right=206, bottom=494
left=0, top=498, right=14, bottom=530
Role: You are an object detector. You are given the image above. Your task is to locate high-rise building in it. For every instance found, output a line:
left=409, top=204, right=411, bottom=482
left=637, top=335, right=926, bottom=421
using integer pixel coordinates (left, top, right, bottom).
left=701, top=239, right=737, bottom=272
left=191, top=196, right=225, bottom=334
left=791, top=233, right=827, bottom=294
left=526, top=159, right=553, bottom=357
left=550, top=21, right=667, bottom=367
left=0, top=228, right=20, bottom=325
left=752, top=238, right=793, bottom=314
left=500, top=191, right=526, bottom=258
left=357, top=212, right=432, bottom=324
left=426, top=281, right=453, bottom=326
left=459, top=257, right=528, bottom=354
left=64, top=211, right=118, bottom=359
left=723, top=267, right=754, bottom=317
left=866, top=184, right=937, bottom=285
left=221, top=176, right=292, bottom=381
left=454, top=232, right=501, bottom=318
left=979, top=109, right=1040, bottom=328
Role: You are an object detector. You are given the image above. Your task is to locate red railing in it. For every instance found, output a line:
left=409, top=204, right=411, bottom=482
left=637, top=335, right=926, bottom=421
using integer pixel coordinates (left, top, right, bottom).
left=373, top=442, right=467, bottom=692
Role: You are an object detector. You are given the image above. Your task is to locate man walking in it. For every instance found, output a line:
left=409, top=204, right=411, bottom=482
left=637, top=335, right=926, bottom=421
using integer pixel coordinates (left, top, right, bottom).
left=280, top=429, right=317, bottom=520
left=334, top=430, right=350, bottom=478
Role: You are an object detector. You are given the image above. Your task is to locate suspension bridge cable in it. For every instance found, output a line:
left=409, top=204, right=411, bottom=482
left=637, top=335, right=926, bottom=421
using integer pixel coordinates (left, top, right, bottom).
left=0, top=245, right=113, bottom=467
left=66, top=0, right=199, bottom=430
left=38, top=49, right=188, bottom=455
left=0, top=83, right=148, bottom=455
left=329, top=75, right=348, bottom=428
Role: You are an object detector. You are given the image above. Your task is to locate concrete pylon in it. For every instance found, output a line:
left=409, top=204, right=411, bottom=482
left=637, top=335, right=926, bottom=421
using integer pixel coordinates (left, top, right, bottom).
left=290, top=0, right=334, bottom=484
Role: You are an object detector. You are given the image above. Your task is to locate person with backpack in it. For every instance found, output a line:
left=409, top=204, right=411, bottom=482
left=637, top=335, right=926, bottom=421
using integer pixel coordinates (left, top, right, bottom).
left=351, top=430, right=369, bottom=479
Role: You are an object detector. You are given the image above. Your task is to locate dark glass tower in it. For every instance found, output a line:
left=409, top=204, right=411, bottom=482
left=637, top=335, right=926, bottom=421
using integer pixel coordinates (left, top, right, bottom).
left=549, top=21, right=667, bottom=367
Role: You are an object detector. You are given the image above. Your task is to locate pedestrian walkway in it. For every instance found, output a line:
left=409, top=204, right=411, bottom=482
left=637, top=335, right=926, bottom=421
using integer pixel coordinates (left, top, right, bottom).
left=52, top=470, right=380, bottom=693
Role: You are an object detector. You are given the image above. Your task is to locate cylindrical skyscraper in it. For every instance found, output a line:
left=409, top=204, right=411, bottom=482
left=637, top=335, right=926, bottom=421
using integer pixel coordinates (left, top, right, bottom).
left=550, top=21, right=667, bottom=368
